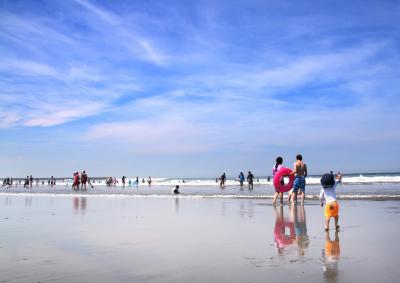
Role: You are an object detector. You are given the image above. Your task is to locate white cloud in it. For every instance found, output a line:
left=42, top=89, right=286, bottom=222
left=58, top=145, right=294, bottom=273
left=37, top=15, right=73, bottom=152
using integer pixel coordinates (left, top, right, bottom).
left=74, top=0, right=167, bottom=66
left=85, top=117, right=215, bottom=154
left=23, top=102, right=107, bottom=127
left=0, top=59, right=59, bottom=77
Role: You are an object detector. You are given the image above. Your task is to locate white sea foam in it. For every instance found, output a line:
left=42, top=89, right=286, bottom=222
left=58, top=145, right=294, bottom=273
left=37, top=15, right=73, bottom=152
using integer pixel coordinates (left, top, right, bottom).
left=54, top=174, right=400, bottom=187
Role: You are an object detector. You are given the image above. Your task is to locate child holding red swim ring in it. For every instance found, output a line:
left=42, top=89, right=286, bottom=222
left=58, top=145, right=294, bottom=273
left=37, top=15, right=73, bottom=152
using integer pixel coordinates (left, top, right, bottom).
left=272, top=156, right=285, bottom=205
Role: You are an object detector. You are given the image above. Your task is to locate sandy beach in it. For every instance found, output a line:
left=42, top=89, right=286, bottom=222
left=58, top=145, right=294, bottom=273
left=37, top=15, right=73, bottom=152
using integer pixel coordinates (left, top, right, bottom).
left=1, top=194, right=399, bottom=283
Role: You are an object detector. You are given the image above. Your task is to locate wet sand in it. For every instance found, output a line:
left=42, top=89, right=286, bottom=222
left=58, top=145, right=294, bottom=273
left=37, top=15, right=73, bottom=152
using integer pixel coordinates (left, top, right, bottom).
left=0, top=195, right=399, bottom=282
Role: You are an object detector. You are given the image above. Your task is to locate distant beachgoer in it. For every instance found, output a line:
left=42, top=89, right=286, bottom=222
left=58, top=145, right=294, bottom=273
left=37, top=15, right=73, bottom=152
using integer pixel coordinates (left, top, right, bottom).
left=290, top=154, right=307, bottom=205
left=88, top=177, right=94, bottom=188
left=220, top=173, right=226, bottom=188
left=135, top=177, right=139, bottom=187
left=29, top=175, right=33, bottom=188
left=72, top=173, right=78, bottom=190
left=238, top=172, right=245, bottom=189
left=36, top=178, right=39, bottom=186
left=77, top=172, right=81, bottom=189
left=24, top=176, right=29, bottom=188
left=142, top=178, right=145, bottom=184
left=320, top=172, right=341, bottom=231
left=247, top=171, right=254, bottom=189
left=147, top=177, right=152, bottom=186
left=267, top=176, right=271, bottom=182
left=50, top=176, right=55, bottom=187
left=173, top=185, right=180, bottom=194
left=272, top=156, right=284, bottom=205
left=81, top=171, right=88, bottom=190
left=215, top=178, right=218, bottom=183
left=122, top=176, right=126, bottom=188
left=73, top=172, right=81, bottom=190
left=128, top=179, right=132, bottom=186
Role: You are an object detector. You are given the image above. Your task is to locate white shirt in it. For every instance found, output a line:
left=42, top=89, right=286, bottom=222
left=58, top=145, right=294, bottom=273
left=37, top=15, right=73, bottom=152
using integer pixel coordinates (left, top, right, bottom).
left=320, top=181, right=341, bottom=204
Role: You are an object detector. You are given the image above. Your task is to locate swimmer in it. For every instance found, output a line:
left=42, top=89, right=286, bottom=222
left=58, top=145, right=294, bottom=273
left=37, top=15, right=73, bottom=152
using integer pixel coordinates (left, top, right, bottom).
left=220, top=173, right=226, bottom=188
left=81, top=171, right=88, bottom=190
left=173, top=185, right=180, bottom=194
left=238, top=172, right=245, bottom=189
left=122, top=176, right=126, bottom=188
left=247, top=171, right=254, bottom=189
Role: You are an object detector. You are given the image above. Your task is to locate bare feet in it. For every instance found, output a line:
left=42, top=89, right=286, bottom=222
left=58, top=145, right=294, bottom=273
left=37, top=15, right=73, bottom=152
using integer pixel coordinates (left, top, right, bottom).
left=324, top=227, right=329, bottom=231
left=335, top=225, right=340, bottom=230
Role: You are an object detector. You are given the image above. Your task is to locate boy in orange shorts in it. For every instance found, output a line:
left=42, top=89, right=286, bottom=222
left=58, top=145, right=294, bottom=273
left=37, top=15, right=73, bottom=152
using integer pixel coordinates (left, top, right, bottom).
left=320, top=172, right=341, bottom=231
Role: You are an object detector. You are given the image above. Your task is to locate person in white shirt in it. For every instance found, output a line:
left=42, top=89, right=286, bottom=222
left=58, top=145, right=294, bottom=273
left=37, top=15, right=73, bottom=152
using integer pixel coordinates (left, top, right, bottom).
left=320, top=172, right=342, bottom=231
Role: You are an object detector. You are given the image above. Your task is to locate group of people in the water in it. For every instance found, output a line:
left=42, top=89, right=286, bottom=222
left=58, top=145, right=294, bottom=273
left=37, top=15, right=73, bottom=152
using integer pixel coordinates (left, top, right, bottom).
left=2, top=175, right=56, bottom=187
left=218, top=171, right=256, bottom=189
left=71, top=171, right=91, bottom=190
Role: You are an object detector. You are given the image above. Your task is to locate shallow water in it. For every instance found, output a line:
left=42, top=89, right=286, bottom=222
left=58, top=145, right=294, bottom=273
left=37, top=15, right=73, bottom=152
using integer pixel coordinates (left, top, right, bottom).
left=1, top=182, right=400, bottom=199
left=0, top=195, right=399, bottom=282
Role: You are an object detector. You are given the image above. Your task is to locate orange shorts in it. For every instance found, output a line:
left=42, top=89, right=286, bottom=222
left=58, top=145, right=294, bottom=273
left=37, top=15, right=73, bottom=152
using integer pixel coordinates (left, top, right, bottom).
left=324, top=201, right=339, bottom=218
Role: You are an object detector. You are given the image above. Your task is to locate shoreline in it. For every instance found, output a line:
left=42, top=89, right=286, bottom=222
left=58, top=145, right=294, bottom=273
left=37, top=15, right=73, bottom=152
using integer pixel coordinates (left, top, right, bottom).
left=1, top=191, right=399, bottom=200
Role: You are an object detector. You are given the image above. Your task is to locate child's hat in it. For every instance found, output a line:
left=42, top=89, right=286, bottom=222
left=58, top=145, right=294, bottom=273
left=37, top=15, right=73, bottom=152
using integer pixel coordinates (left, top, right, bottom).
left=321, top=172, right=335, bottom=188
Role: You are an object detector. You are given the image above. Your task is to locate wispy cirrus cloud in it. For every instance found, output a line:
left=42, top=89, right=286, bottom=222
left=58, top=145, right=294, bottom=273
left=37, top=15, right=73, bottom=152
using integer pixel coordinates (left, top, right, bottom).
left=74, top=0, right=167, bottom=65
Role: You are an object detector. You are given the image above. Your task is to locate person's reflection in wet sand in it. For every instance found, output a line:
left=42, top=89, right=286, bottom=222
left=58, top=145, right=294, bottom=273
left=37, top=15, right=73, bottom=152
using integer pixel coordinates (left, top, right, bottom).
left=80, top=197, right=87, bottom=211
left=247, top=200, right=254, bottom=218
left=290, top=205, right=309, bottom=256
left=73, top=197, right=87, bottom=214
left=322, top=230, right=340, bottom=283
left=73, top=197, right=79, bottom=211
left=4, top=196, right=11, bottom=206
left=174, top=197, right=179, bottom=215
left=24, top=197, right=32, bottom=207
left=273, top=206, right=296, bottom=255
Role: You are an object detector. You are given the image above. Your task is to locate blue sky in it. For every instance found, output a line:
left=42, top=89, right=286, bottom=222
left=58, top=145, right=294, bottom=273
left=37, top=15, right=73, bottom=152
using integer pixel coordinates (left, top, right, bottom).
left=1, top=0, right=399, bottom=177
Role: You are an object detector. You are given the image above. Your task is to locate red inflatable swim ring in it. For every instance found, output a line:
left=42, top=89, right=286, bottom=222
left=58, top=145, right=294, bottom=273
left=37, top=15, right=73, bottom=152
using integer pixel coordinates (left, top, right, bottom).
left=273, top=167, right=295, bottom=193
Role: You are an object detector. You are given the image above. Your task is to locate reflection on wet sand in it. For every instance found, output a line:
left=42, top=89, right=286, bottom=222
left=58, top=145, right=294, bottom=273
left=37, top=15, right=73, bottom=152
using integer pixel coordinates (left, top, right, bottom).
left=174, top=197, right=179, bottom=214
left=322, top=230, right=340, bottom=283
left=273, top=205, right=309, bottom=256
left=290, top=205, right=309, bottom=256
left=24, top=196, right=32, bottom=207
left=73, top=197, right=87, bottom=214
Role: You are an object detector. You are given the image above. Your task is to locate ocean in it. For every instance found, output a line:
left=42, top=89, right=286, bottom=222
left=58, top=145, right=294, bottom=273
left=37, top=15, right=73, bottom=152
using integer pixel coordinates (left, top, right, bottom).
left=1, top=173, right=399, bottom=200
